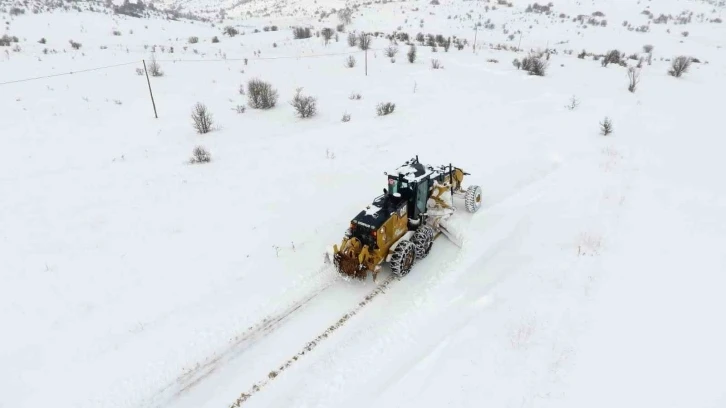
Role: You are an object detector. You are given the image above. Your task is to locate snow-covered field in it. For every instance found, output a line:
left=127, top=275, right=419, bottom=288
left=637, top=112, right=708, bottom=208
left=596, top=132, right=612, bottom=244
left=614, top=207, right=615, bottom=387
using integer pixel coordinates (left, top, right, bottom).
left=2, top=0, right=726, bottom=407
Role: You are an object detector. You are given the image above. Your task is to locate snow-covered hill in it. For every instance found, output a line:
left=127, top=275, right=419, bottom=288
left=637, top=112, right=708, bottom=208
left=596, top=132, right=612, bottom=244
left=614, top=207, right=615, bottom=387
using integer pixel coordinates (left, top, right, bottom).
left=1, top=0, right=725, bottom=407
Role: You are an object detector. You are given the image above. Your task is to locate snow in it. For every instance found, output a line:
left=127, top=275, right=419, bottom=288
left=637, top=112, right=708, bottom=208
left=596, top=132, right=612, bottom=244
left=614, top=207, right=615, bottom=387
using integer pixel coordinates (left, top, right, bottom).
left=2, top=0, right=726, bottom=407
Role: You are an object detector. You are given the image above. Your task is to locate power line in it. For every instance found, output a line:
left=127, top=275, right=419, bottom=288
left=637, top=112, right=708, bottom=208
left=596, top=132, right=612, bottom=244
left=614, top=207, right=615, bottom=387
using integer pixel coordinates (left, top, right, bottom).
left=0, top=61, right=139, bottom=86
left=0, top=48, right=383, bottom=86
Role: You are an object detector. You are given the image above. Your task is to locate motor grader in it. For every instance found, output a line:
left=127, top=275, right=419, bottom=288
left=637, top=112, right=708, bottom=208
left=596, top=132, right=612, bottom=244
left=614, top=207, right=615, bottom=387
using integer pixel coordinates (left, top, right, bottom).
left=326, top=156, right=482, bottom=281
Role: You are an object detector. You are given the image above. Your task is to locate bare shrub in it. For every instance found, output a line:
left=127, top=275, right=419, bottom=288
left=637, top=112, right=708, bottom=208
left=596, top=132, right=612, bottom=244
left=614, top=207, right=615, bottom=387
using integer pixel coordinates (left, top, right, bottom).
left=349, top=92, right=362, bottom=100
left=293, top=27, right=312, bottom=39
left=358, top=33, right=371, bottom=50
left=376, top=102, right=395, bottom=116
left=190, top=146, right=211, bottom=164
left=522, top=55, right=547, bottom=76
left=188, top=36, right=199, bottom=44
left=191, top=103, right=214, bottom=134
left=69, top=40, right=82, bottom=50
left=431, top=59, right=443, bottom=69
left=235, top=105, right=246, bottom=114
left=224, top=26, right=239, bottom=37
left=341, top=112, right=351, bottom=122
left=345, top=55, right=356, bottom=68
left=407, top=44, right=417, bottom=63
left=602, top=49, right=621, bottom=67
left=321, top=28, right=334, bottom=45
left=384, top=45, right=399, bottom=58
left=347, top=32, right=357, bottom=47
left=600, top=117, right=613, bottom=136
left=627, top=67, right=640, bottom=92
left=247, top=79, right=278, bottom=109
left=668, top=56, right=691, bottom=77
left=290, top=88, right=317, bottom=118
left=565, top=95, right=579, bottom=111
left=147, top=54, right=163, bottom=77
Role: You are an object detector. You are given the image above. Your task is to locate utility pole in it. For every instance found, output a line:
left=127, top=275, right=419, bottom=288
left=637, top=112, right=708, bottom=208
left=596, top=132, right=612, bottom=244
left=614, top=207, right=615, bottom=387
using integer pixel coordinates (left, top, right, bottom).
left=473, top=25, right=478, bottom=54
left=364, top=33, right=368, bottom=76
left=142, top=59, right=158, bottom=119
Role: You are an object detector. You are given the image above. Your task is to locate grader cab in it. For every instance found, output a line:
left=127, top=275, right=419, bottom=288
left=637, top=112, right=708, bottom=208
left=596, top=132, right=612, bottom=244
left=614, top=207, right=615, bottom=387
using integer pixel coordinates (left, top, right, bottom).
left=328, top=156, right=482, bottom=281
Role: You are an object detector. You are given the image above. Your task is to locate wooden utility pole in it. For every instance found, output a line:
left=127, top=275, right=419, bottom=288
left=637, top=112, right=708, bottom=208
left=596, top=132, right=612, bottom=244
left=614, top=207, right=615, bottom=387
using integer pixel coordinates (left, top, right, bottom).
left=473, top=25, right=478, bottom=54
left=142, top=60, right=158, bottom=119
left=365, top=33, right=368, bottom=76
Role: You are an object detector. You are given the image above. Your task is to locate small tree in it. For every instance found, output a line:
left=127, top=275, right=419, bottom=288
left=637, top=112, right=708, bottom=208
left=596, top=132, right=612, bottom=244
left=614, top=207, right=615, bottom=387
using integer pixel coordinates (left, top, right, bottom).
left=347, top=32, right=358, bottom=47
left=565, top=95, right=579, bottom=111
left=602, top=49, right=621, bottom=67
left=376, top=102, right=396, bottom=116
left=643, top=44, right=654, bottom=53
left=344, top=55, right=356, bottom=68
left=407, top=44, right=417, bottom=63
left=384, top=45, right=399, bottom=58
left=290, top=88, right=317, bottom=118
left=358, top=33, right=371, bottom=50
left=191, top=103, right=214, bottom=134
left=600, top=117, right=613, bottom=136
left=247, top=79, right=278, bottom=109
left=211, top=36, right=220, bottom=43
left=190, top=146, right=211, bottom=164
left=147, top=54, right=163, bottom=77
left=668, top=56, right=691, bottom=77
left=512, top=58, right=521, bottom=69
left=627, top=67, right=640, bottom=92
left=321, top=28, right=334, bottom=45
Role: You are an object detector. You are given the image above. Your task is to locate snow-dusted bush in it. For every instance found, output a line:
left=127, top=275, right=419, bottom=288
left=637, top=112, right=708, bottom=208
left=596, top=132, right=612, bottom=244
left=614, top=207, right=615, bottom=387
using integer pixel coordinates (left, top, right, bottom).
left=376, top=102, right=395, bottom=116
left=338, top=8, right=353, bottom=25
left=38, top=38, right=47, bottom=44
left=407, top=44, right=417, bottom=63
left=345, top=55, right=356, bottom=68
left=528, top=57, right=548, bottom=76
left=223, top=26, right=239, bottom=37
left=293, top=27, right=312, bottom=39
left=384, top=45, right=398, bottom=58
left=247, top=79, right=278, bottom=109
left=512, top=58, right=521, bottom=69
left=290, top=88, right=317, bottom=118
left=600, top=117, right=613, bottom=136
left=431, top=59, right=443, bottom=69
left=341, top=112, right=351, bottom=122
left=337, top=24, right=345, bottom=32
left=191, top=103, right=214, bottom=134
left=347, top=32, right=357, bottom=47
left=627, top=67, right=640, bottom=93
left=668, top=56, right=691, bottom=77
left=212, top=36, right=220, bottom=43
left=148, top=54, right=163, bottom=77
left=565, top=96, right=579, bottom=111
left=601, top=49, right=621, bottom=67
left=190, top=146, right=211, bottom=164
left=321, top=28, right=334, bottom=45
left=358, top=33, right=371, bottom=50
left=188, top=36, right=199, bottom=44
left=643, top=44, right=654, bottom=53
left=69, top=40, right=82, bottom=50
left=112, top=30, right=122, bottom=36
left=349, top=92, right=362, bottom=100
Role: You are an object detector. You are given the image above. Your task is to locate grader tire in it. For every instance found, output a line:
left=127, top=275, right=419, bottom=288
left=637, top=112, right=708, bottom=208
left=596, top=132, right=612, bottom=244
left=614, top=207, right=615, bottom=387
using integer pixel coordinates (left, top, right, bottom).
left=465, top=185, right=483, bottom=213
left=390, top=240, right=416, bottom=277
left=412, top=225, right=435, bottom=260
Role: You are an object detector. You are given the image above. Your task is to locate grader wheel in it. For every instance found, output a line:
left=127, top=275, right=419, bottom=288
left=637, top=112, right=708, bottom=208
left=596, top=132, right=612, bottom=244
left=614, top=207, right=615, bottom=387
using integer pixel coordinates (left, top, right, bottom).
left=465, top=185, right=483, bottom=213
left=390, top=240, right=416, bottom=277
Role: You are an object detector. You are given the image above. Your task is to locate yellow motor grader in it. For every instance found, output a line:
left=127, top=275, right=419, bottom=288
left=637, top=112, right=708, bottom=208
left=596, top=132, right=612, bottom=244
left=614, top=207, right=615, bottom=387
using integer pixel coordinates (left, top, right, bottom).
left=326, top=156, right=482, bottom=281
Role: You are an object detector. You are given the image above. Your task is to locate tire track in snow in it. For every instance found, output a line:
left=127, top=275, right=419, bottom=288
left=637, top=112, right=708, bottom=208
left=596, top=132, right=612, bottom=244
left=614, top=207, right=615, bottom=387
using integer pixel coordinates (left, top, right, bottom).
left=228, top=274, right=398, bottom=407
left=147, top=273, right=340, bottom=407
